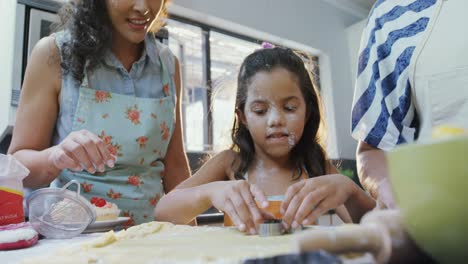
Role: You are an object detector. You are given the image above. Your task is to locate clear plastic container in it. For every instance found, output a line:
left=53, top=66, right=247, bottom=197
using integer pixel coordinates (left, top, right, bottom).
left=26, top=180, right=96, bottom=239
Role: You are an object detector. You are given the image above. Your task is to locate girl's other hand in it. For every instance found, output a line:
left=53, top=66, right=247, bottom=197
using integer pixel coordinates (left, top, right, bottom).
left=48, top=129, right=116, bottom=174
left=208, top=181, right=268, bottom=235
left=281, top=174, right=356, bottom=229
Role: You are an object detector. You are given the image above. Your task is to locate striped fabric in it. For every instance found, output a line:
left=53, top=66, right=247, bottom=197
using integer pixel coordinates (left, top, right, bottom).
left=351, top=0, right=439, bottom=151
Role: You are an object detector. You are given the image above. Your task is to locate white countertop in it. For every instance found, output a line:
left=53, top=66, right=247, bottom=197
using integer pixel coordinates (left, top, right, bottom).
left=1, top=233, right=100, bottom=264
left=1, top=229, right=374, bottom=264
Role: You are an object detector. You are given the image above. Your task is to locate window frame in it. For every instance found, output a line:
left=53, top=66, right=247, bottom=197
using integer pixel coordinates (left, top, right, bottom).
left=168, top=15, right=320, bottom=152
left=169, top=15, right=263, bottom=152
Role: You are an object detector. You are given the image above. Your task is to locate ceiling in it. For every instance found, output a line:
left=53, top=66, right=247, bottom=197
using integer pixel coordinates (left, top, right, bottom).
left=323, top=0, right=377, bottom=19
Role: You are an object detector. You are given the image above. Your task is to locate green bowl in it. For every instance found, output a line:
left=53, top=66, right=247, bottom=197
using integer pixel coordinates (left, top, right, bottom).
left=387, top=136, right=468, bottom=263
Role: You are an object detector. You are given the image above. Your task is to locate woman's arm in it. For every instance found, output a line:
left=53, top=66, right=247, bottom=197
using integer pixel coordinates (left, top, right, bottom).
left=155, top=150, right=234, bottom=224
left=328, top=163, right=376, bottom=223
left=8, top=36, right=62, bottom=188
left=356, top=141, right=396, bottom=209
left=163, top=58, right=191, bottom=192
left=8, top=36, right=114, bottom=188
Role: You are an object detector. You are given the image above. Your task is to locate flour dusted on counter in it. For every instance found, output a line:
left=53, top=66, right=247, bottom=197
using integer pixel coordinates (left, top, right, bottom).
left=0, top=154, right=30, bottom=226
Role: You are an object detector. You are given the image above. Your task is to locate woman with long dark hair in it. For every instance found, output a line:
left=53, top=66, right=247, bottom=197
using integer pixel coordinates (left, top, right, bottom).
left=8, top=0, right=190, bottom=225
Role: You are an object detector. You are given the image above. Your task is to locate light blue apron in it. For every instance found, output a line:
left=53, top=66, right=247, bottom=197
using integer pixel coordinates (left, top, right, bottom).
left=57, top=53, right=175, bottom=226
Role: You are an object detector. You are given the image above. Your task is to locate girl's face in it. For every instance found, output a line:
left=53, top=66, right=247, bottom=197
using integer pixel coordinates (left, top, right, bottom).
left=106, top=0, right=164, bottom=44
left=240, top=67, right=308, bottom=159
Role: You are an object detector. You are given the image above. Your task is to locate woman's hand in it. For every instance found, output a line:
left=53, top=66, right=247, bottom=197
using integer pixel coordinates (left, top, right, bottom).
left=281, top=174, right=357, bottom=229
left=48, top=129, right=115, bottom=174
left=208, top=181, right=269, bottom=234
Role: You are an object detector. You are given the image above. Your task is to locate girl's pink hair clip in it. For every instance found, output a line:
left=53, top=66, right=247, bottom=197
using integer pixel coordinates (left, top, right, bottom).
left=261, top=42, right=275, bottom=49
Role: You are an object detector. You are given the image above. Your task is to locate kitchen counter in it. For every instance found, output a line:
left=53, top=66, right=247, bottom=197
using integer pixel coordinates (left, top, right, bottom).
left=1, top=227, right=374, bottom=264
left=1, top=233, right=100, bottom=264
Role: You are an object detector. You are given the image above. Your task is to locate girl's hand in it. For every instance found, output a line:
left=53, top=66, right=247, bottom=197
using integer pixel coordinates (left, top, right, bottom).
left=281, top=174, right=356, bottom=229
left=48, top=129, right=115, bottom=174
left=208, top=181, right=269, bottom=234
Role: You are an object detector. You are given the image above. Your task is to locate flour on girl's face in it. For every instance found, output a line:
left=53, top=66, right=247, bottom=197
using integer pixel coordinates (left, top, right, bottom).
left=266, top=106, right=281, bottom=126
left=288, top=133, right=297, bottom=149
left=265, top=128, right=297, bottom=150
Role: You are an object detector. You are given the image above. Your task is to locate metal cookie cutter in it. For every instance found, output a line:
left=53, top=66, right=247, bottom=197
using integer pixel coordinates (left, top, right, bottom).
left=259, top=219, right=285, bottom=237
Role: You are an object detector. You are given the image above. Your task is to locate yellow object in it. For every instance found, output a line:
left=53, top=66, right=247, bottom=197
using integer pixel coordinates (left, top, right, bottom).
left=431, top=125, right=466, bottom=139
left=388, top=136, right=468, bottom=263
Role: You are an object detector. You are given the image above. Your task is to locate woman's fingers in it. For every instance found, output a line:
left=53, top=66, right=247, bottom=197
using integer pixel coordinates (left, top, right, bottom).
left=50, top=146, right=81, bottom=171
left=73, top=132, right=104, bottom=173
left=60, top=139, right=92, bottom=172
left=56, top=130, right=114, bottom=174
left=84, top=130, right=114, bottom=169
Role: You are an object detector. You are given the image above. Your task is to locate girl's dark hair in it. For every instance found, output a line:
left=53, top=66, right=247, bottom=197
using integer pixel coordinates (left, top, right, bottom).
left=54, top=0, right=170, bottom=83
left=231, top=47, right=327, bottom=180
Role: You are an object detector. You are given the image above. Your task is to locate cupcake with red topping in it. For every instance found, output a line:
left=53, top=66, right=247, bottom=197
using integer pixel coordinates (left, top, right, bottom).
left=90, top=197, right=120, bottom=221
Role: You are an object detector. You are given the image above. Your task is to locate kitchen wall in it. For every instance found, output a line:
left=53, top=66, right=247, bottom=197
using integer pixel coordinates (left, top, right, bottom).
left=172, top=0, right=366, bottom=159
left=346, top=19, right=367, bottom=99
left=0, top=1, right=16, bottom=141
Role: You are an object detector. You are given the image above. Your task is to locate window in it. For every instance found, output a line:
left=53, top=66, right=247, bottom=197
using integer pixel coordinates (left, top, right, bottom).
left=210, top=32, right=260, bottom=152
left=166, top=19, right=206, bottom=151
left=166, top=17, right=319, bottom=153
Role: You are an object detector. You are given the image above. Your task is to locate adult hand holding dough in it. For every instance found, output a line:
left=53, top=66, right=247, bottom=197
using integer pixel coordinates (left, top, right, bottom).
left=295, top=209, right=416, bottom=264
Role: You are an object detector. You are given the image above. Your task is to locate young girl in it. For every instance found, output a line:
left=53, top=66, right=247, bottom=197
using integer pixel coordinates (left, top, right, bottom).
left=8, top=0, right=190, bottom=225
left=155, top=47, right=375, bottom=234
